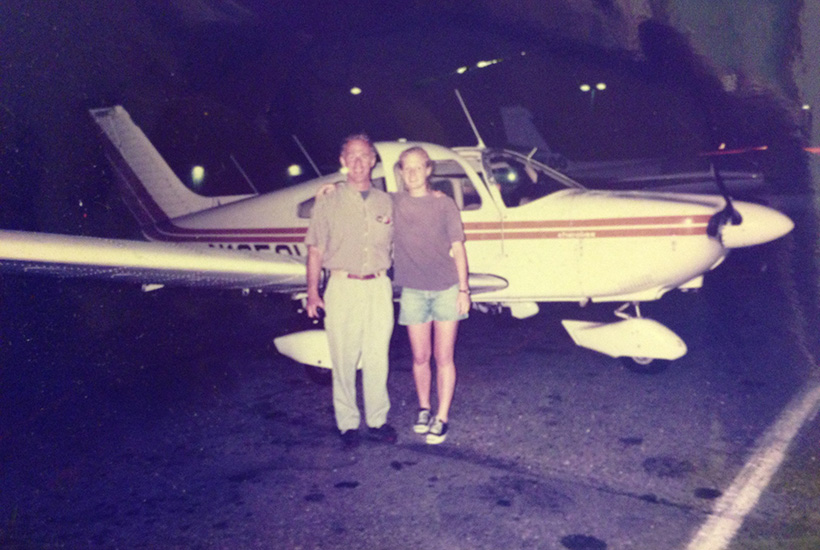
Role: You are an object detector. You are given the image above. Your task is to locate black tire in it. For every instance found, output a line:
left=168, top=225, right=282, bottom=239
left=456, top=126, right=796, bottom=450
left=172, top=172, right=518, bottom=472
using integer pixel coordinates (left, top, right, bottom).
left=620, top=357, right=670, bottom=375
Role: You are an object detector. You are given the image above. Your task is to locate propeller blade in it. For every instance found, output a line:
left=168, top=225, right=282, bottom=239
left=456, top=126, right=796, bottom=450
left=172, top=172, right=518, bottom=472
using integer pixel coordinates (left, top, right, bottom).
left=706, top=162, right=743, bottom=238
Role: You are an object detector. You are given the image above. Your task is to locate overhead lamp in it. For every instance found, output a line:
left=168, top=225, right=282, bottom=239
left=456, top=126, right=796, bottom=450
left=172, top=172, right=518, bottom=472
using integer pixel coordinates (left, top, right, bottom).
left=191, top=165, right=205, bottom=187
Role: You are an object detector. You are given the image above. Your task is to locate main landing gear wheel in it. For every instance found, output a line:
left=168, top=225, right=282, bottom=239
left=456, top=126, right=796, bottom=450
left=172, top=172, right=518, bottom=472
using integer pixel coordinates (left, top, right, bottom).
left=613, top=302, right=672, bottom=374
left=620, top=356, right=670, bottom=375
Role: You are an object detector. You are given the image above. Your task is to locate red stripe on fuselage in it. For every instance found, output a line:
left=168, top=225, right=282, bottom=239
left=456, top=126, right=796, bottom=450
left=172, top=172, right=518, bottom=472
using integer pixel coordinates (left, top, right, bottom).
left=145, top=221, right=307, bottom=243
left=143, top=215, right=709, bottom=244
left=465, top=226, right=707, bottom=241
left=154, top=223, right=308, bottom=235
left=463, top=215, right=710, bottom=240
left=464, top=214, right=712, bottom=231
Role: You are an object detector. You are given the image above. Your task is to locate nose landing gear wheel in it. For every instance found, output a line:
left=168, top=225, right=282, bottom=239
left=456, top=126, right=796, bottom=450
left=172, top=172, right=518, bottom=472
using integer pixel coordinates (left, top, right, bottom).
left=620, top=356, right=670, bottom=375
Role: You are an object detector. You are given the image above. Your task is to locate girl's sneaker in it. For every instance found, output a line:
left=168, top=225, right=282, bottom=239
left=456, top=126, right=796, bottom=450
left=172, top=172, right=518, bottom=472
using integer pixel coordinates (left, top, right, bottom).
left=426, top=417, right=448, bottom=444
left=413, top=409, right=432, bottom=434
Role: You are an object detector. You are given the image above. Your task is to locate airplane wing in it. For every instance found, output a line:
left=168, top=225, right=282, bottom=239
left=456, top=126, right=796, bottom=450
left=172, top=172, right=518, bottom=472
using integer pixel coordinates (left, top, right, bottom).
left=0, top=229, right=307, bottom=292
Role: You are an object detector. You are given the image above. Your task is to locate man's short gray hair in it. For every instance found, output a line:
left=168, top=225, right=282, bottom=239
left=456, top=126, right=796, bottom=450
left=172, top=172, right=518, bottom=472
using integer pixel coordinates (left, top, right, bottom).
left=340, top=133, right=376, bottom=157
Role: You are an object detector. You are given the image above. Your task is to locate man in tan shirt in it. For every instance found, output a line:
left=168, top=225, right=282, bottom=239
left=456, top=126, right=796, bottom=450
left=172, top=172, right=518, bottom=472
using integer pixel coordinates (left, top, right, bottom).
left=304, top=134, right=397, bottom=449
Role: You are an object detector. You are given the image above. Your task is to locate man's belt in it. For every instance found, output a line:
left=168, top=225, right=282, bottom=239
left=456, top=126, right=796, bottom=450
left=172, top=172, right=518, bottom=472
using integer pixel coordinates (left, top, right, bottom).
left=331, top=269, right=387, bottom=280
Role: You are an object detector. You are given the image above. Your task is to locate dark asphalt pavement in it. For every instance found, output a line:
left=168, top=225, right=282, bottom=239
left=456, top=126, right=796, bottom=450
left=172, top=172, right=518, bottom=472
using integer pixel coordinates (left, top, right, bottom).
left=2, top=229, right=818, bottom=549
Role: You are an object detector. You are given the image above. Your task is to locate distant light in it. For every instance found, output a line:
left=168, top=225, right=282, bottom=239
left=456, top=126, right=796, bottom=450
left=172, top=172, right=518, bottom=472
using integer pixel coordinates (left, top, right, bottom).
left=721, top=74, right=738, bottom=92
left=802, top=104, right=811, bottom=110
left=579, top=84, right=591, bottom=92
left=476, top=58, right=501, bottom=69
left=699, top=145, right=769, bottom=156
left=520, top=51, right=527, bottom=56
left=456, top=66, right=468, bottom=74
left=287, top=164, right=303, bottom=177
left=595, top=82, right=606, bottom=91
left=398, top=138, right=407, bottom=143
left=191, top=165, right=205, bottom=186
left=350, top=87, right=362, bottom=95
left=506, top=171, right=518, bottom=183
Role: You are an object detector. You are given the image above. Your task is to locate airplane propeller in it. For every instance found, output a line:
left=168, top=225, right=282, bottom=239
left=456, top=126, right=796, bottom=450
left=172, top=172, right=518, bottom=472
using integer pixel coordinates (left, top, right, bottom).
left=706, top=161, right=743, bottom=239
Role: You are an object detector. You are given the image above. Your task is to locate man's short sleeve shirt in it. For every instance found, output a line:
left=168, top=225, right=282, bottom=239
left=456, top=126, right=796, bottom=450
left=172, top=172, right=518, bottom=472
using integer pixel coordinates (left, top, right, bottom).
left=304, top=183, right=393, bottom=275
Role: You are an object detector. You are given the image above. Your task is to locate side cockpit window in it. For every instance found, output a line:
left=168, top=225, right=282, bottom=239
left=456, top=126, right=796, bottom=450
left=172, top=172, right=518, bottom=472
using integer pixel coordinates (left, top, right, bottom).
left=486, top=152, right=568, bottom=207
left=297, top=197, right=316, bottom=219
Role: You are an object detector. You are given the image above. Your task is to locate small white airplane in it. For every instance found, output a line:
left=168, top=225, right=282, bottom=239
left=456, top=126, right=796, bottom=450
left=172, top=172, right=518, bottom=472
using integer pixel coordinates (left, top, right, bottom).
left=0, top=99, right=794, bottom=372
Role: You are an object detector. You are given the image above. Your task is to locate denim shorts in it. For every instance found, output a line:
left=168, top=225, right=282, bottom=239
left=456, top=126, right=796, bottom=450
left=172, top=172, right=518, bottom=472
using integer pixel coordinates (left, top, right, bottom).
left=398, top=284, right=469, bottom=326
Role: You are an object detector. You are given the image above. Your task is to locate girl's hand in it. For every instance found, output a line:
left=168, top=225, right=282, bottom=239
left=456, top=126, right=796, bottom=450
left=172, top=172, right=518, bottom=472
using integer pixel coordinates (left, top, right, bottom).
left=457, top=292, right=471, bottom=315
left=316, top=183, right=337, bottom=198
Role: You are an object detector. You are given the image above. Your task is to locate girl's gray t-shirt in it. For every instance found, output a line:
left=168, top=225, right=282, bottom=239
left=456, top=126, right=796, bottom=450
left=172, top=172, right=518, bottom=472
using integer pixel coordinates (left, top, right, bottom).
left=392, top=193, right=465, bottom=291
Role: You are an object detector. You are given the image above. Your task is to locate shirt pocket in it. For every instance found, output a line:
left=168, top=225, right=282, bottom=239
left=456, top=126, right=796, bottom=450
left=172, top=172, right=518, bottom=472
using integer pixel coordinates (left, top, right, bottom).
left=371, top=207, right=394, bottom=248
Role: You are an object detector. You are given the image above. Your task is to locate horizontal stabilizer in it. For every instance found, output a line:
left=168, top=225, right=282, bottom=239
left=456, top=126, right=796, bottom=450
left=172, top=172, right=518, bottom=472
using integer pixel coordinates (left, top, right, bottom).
left=562, top=318, right=687, bottom=361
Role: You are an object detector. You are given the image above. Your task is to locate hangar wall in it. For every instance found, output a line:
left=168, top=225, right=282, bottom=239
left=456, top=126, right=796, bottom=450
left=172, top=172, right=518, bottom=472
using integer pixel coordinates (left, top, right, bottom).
left=621, top=0, right=816, bottom=144
left=479, top=0, right=813, bottom=139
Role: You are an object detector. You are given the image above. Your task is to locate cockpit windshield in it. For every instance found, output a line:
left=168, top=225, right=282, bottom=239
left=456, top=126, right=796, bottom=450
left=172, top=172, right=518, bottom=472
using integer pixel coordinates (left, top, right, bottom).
left=481, top=150, right=585, bottom=208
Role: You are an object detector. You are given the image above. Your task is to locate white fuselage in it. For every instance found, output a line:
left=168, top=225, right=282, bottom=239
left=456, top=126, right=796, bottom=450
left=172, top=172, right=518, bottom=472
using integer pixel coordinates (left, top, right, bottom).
left=140, top=142, right=792, bottom=305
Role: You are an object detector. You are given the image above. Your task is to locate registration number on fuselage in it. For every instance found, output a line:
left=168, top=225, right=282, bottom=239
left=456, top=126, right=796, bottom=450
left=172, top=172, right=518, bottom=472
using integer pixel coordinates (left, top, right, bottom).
left=207, top=243, right=304, bottom=256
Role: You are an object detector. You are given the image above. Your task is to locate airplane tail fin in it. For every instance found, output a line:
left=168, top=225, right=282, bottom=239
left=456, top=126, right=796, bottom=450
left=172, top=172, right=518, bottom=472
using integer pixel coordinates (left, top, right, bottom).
left=500, top=105, right=570, bottom=171
left=500, top=105, right=553, bottom=152
left=89, top=106, right=247, bottom=227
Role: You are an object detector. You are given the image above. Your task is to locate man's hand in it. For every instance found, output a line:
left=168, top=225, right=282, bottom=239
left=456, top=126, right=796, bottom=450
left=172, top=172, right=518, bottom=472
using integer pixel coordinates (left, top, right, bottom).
left=306, top=293, right=325, bottom=318
left=305, top=245, right=325, bottom=318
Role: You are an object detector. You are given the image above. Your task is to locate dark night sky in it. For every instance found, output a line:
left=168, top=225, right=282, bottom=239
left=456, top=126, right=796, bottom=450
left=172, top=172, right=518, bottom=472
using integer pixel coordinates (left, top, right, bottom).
left=0, top=1, right=809, bottom=237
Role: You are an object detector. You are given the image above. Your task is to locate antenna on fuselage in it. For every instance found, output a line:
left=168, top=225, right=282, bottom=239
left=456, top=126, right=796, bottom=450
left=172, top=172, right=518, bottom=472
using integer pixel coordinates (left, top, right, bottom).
left=455, top=89, right=486, bottom=149
left=230, top=154, right=260, bottom=195
left=292, top=135, right=323, bottom=177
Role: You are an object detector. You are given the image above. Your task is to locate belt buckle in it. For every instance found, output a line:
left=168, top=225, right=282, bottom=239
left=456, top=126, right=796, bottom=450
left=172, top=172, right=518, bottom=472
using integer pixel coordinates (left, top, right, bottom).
left=347, top=271, right=381, bottom=280
left=348, top=272, right=376, bottom=280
